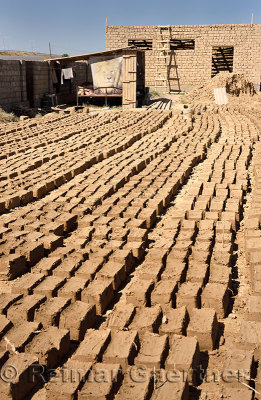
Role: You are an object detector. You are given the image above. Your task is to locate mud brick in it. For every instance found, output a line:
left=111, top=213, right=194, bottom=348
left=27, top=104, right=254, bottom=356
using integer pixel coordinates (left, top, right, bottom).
left=128, top=227, right=148, bottom=243
left=0, top=321, right=40, bottom=352
left=246, top=237, right=261, bottom=263
left=211, top=246, right=232, bottom=267
left=137, top=208, right=157, bottom=229
left=136, top=261, right=164, bottom=282
left=0, top=353, right=39, bottom=400
left=41, top=234, right=63, bottom=253
left=166, top=334, right=200, bottom=383
left=93, top=226, right=112, bottom=240
left=221, top=211, right=237, bottom=230
left=52, top=255, right=82, bottom=278
left=0, top=254, right=27, bottom=280
left=105, top=239, right=124, bottom=251
left=115, top=366, right=153, bottom=400
left=81, top=279, right=114, bottom=314
left=187, top=261, right=208, bottom=285
left=96, top=261, right=126, bottom=291
left=72, top=329, right=111, bottom=363
left=202, top=283, right=229, bottom=319
left=249, top=251, right=261, bottom=266
left=215, top=231, right=233, bottom=244
left=103, top=330, right=139, bottom=370
left=34, top=275, right=66, bottom=298
left=162, top=260, right=186, bottom=282
left=78, top=363, right=122, bottom=400
left=159, top=306, right=189, bottom=337
left=222, top=350, right=254, bottom=389
left=90, top=248, right=112, bottom=261
left=25, top=326, right=70, bottom=369
left=59, top=301, right=96, bottom=341
left=0, top=227, right=11, bottom=240
left=56, top=213, right=77, bottom=232
left=125, top=278, right=154, bottom=307
left=110, top=249, right=134, bottom=274
left=176, top=282, right=201, bottom=313
left=246, top=296, right=261, bottom=322
left=32, top=256, right=61, bottom=275
left=0, top=315, right=12, bottom=339
left=187, top=210, right=204, bottom=221
left=5, top=195, right=20, bottom=209
left=135, top=332, right=168, bottom=368
left=106, top=303, right=136, bottom=330
left=45, top=359, right=92, bottom=400
left=0, top=293, right=22, bottom=315
left=126, top=218, right=146, bottom=229
left=190, top=241, right=212, bottom=263
left=77, top=214, right=99, bottom=228
left=151, top=280, right=178, bottom=309
left=124, top=241, right=145, bottom=260
left=128, top=305, right=162, bottom=336
left=151, top=377, right=189, bottom=400
left=57, top=277, right=88, bottom=301
left=11, top=273, right=45, bottom=295
left=237, top=321, right=261, bottom=359
left=35, top=297, right=71, bottom=328
left=75, top=258, right=104, bottom=281
left=187, top=308, right=218, bottom=351
left=40, top=222, right=64, bottom=236
left=93, top=216, right=114, bottom=227
left=7, top=294, right=46, bottom=323
left=146, top=248, right=168, bottom=264
left=209, top=264, right=231, bottom=286
left=33, top=184, right=47, bottom=199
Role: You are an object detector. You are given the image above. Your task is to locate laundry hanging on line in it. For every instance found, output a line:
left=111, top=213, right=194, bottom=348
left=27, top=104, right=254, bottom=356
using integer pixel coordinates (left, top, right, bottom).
left=61, top=68, right=74, bottom=84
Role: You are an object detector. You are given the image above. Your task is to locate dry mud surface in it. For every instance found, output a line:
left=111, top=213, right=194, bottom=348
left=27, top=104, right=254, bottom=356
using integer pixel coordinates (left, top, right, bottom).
left=0, top=103, right=261, bottom=399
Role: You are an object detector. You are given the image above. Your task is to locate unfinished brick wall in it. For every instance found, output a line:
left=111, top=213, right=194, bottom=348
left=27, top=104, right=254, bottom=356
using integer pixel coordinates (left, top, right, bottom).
left=0, top=60, right=88, bottom=110
left=0, top=60, right=28, bottom=111
left=106, top=24, right=261, bottom=91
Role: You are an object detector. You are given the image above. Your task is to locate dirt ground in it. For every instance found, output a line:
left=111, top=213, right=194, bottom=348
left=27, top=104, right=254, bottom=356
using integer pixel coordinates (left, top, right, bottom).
left=0, top=87, right=261, bottom=399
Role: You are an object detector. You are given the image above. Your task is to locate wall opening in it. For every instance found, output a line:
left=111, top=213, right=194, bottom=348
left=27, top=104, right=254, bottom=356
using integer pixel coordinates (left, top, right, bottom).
left=170, top=39, right=195, bottom=50
left=128, top=39, right=152, bottom=50
left=212, top=46, right=234, bottom=77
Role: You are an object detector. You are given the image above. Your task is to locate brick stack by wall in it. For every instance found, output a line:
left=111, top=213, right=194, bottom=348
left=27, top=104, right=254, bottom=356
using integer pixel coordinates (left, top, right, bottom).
left=106, top=24, right=261, bottom=91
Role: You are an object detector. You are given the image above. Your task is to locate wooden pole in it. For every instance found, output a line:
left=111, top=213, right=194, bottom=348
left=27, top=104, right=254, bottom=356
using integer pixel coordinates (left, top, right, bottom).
left=105, top=16, right=108, bottom=27
left=49, top=42, right=52, bottom=59
left=251, top=13, right=254, bottom=26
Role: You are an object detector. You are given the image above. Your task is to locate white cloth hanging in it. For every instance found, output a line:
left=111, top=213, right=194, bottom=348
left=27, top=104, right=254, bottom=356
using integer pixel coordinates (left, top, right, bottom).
left=61, top=68, right=74, bottom=84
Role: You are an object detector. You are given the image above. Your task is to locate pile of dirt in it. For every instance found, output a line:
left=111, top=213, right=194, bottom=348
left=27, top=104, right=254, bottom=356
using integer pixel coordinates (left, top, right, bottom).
left=187, top=72, right=257, bottom=103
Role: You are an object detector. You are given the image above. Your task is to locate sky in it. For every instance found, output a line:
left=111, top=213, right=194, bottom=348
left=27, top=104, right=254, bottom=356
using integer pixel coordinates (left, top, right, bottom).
left=0, top=0, right=260, bottom=55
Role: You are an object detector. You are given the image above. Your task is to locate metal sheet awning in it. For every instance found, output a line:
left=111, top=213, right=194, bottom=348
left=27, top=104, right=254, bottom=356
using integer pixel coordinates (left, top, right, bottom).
left=47, top=47, right=141, bottom=64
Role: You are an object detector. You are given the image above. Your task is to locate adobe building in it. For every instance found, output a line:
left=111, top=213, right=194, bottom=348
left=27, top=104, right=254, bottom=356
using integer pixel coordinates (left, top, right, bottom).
left=106, top=24, right=261, bottom=92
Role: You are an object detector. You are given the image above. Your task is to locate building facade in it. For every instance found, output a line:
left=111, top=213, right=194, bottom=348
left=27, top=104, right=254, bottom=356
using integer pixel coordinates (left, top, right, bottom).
left=106, top=24, right=261, bottom=92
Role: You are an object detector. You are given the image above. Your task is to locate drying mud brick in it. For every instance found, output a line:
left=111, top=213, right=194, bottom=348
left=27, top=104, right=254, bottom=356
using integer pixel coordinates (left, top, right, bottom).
left=165, top=334, right=200, bottom=384
left=151, top=280, right=178, bottom=309
left=135, top=332, right=168, bottom=368
left=128, top=305, right=162, bottom=336
left=57, top=276, right=88, bottom=301
left=34, top=297, right=71, bottom=328
left=0, top=293, right=22, bottom=315
left=45, top=359, right=92, bottom=400
left=32, top=256, right=61, bottom=275
left=105, top=302, right=136, bottom=330
left=33, top=275, right=66, bottom=298
left=25, top=326, right=70, bottom=369
left=187, top=308, right=218, bottom=351
left=0, top=315, right=12, bottom=340
left=0, top=254, right=27, bottom=280
left=72, top=329, right=111, bottom=362
left=125, top=278, right=154, bottom=307
left=176, top=282, right=201, bottom=313
left=222, top=350, right=254, bottom=388
left=96, top=261, right=126, bottom=291
left=159, top=306, right=189, bottom=337
left=59, top=301, right=96, bottom=341
left=151, top=377, right=189, bottom=400
left=81, top=279, right=114, bottom=314
left=0, top=321, right=40, bottom=352
left=78, top=363, right=123, bottom=400
left=103, top=330, right=139, bottom=370
left=11, top=273, right=45, bottom=295
left=201, top=283, right=229, bottom=319
left=0, top=353, right=39, bottom=400
left=7, top=294, right=46, bottom=323
left=115, top=366, right=153, bottom=400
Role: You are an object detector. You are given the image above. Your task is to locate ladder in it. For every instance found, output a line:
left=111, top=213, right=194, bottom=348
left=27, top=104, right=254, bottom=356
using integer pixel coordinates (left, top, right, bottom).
left=154, top=26, right=180, bottom=92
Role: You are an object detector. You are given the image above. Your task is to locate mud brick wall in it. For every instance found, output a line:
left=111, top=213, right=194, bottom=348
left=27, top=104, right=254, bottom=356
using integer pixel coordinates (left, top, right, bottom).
left=0, top=60, right=28, bottom=111
left=106, top=24, right=261, bottom=91
left=56, top=62, right=88, bottom=105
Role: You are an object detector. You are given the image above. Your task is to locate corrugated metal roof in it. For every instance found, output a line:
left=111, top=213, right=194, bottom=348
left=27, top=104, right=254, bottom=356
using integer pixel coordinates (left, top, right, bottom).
left=47, top=47, right=142, bottom=63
